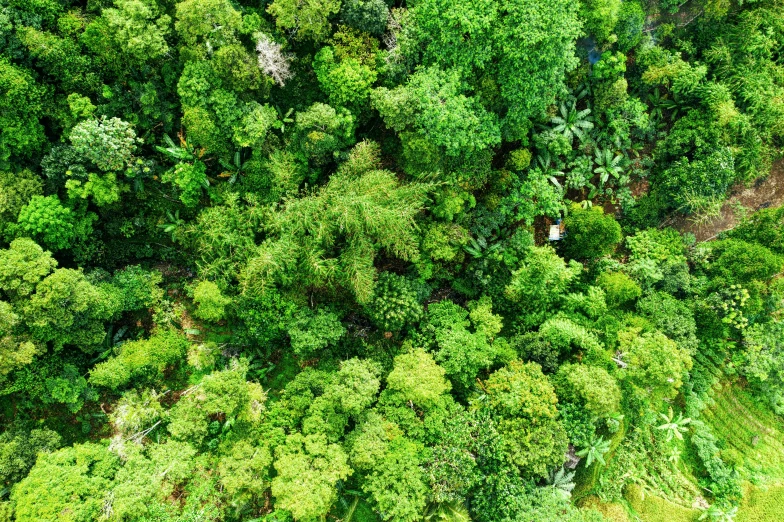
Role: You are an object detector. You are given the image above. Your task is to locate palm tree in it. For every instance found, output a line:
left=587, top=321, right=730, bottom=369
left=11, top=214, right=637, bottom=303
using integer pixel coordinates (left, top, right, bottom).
left=593, top=148, right=624, bottom=185
left=551, top=102, right=594, bottom=142
left=577, top=435, right=611, bottom=467
left=656, top=407, right=691, bottom=441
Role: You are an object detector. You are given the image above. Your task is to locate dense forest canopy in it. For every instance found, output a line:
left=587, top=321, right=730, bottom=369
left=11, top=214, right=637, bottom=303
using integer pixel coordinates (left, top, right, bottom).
left=1, top=0, right=784, bottom=520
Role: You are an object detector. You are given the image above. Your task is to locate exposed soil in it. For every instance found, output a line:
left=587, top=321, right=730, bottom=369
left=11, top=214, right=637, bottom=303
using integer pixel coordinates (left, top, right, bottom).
left=670, top=158, right=784, bottom=242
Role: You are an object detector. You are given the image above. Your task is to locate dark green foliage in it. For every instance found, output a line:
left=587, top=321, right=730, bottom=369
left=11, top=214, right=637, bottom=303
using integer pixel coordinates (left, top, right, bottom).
left=0, top=425, right=61, bottom=486
left=615, top=1, right=645, bottom=51
left=340, top=0, right=389, bottom=35
left=364, top=273, right=424, bottom=333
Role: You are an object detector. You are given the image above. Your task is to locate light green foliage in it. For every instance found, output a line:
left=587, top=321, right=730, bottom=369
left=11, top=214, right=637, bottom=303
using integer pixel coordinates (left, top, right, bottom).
left=707, top=239, right=783, bottom=287
left=580, top=0, right=620, bottom=42
left=314, top=46, right=377, bottom=111
left=538, top=316, right=603, bottom=358
left=372, top=66, right=500, bottom=157
left=615, top=1, right=644, bottom=51
left=267, top=0, right=341, bottom=42
left=109, top=388, right=164, bottom=440
left=658, top=147, right=737, bottom=214
left=425, top=408, right=481, bottom=504
left=217, top=439, right=273, bottom=504
left=0, top=169, right=42, bottom=234
left=111, top=265, right=164, bottom=312
left=365, top=273, right=424, bottom=333
left=192, top=280, right=231, bottom=322
left=409, top=0, right=581, bottom=137
left=166, top=361, right=263, bottom=443
left=175, top=0, right=242, bottom=48
left=596, top=272, right=641, bottom=309
left=426, top=298, right=505, bottom=389
left=295, top=102, right=356, bottom=163
left=66, top=93, right=96, bottom=123
left=741, top=321, right=784, bottom=414
left=624, top=228, right=689, bottom=290
left=244, top=141, right=429, bottom=302
left=387, top=349, right=451, bottom=409
left=0, top=425, right=61, bottom=486
left=505, top=246, right=581, bottom=327
left=69, top=116, right=140, bottom=172
left=347, top=412, right=396, bottom=471
left=211, top=43, right=265, bottom=93
left=65, top=172, right=122, bottom=207
left=0, top=301, right=40, bottom=374
left=553, top=363, right=621, bottom=418
left=16, top=195, right=76, bottom=251
left=637, top=292, right=698, bottom=353
left=161, top=160, right=208, bottom=207
left=186, top=192, right=261, bottom=284
left=728, top=204, right=784, bottom=255
left=288, top=308, right=346, bottom=358
left=234, top=102, right=278, bottom=148
left=475, top=361, right=568, bottom=478
left=619, top=329, right=692, bottom=400
left=0, top=238, right=56, bottom=299
left=46, top=363, right=94, bottom=413
left=25, top=268, right=115, bottom=351
left=271, top=433, right=352, bottom=520
left=562, top=205, right=622, bottom=260
left=362, top=437, right=428, bottom=522
left=104, top=0, right=171, bottom=61
left=0, top=58, right=46, bottom=164
left=11, top=442, right=119, bottom=522
left=90, top=329, right=189, bottom=389
left=503, top=167, right=566, bottom=225
left=593, top=52, right=626, bottom=82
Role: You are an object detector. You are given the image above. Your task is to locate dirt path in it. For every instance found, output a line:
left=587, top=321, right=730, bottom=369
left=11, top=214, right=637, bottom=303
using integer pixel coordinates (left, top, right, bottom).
left=670, top=159, right=784, bottom=242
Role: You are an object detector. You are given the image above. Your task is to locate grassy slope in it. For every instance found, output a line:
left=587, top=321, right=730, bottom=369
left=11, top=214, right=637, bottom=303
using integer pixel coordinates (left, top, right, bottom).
left=578, top=383, right=784, bottom=521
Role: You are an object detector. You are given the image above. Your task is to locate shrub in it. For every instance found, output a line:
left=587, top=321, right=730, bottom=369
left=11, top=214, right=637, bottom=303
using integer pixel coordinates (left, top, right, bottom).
left=596, top=272, right=641, bottom=308
left=365, top=273, right=425, bottom=333
left=562, top=205, right=623, bottom=260
left=90, top=329, right=189, bottom=389
left=192, top=280, right=231, bottom=322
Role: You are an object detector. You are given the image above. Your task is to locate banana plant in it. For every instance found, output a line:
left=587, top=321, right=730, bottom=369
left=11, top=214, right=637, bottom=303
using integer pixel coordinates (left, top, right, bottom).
left=577, top=435, right=611, bottom=467
left=464, top=235, right=501, bottom=258
left=656, top=406, right=691, bottom=441
left=594, top=148, right=624, bottom=185
left=158, top=209, right=185, bottom=241
left=218, top=151, right=247, bottom=184
left=274, top=106, right=295, bottom=134
left=551, top=101, right=594, bottom=142
left=155, top=133, right=201, bottom=162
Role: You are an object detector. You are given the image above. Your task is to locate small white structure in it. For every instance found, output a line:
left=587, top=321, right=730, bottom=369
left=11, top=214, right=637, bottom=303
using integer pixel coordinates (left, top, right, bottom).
left=549, top=225, right=561, bottom=241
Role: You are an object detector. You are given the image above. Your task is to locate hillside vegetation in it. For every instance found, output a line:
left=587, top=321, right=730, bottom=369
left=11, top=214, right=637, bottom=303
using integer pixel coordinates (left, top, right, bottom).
left=1, top=0, right=784, bottom=521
